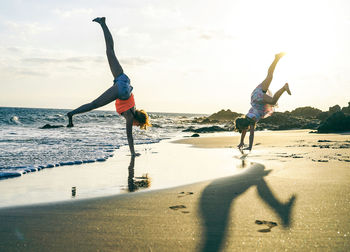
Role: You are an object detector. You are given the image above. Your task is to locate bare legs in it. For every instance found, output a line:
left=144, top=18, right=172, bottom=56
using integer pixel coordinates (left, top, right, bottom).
left=67, top=85, right=119, bottom=126
left=263, top=83, right=291, bottom=105
left=261, top=53, right=291, bottom=106
left=93, top=17, right=123, bottom=78
left=67, top=17, right=123, bottom=127
left=261, top=52, right=285, bottom=92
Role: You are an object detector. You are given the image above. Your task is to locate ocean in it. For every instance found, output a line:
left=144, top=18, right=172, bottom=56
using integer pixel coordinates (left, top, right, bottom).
left=0, top=107, right=205, bottom=180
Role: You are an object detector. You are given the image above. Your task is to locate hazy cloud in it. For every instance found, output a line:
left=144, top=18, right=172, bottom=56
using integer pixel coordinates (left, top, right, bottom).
left=53, top=8, right=93, bottom=18
left=6, top=47, right=23, bottom=53
left=4, top=21, right=52, bottom=36
left=141, top=5, right=182, bottom=20
left=116, top=27, right=152, bottom=45
left=185, top=26, right=235, bottom=40
left=22, top=56, right=105, bottom=64
left=120, top=56, right=155, bottom=66
left=16, top=70, right=48, bottom=76
left=0, top=65, right=47, bottom=77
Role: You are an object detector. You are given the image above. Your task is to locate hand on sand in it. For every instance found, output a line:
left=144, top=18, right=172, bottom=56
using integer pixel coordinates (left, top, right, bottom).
left=131, top=152, right=141, bottom=157
left=275, top=52, right=286, bottom=60
left=237, top=143, right=244, bottom=149
left=284, top=83, right=291, bottom=95
left=92, top=17, right=106, bottom=24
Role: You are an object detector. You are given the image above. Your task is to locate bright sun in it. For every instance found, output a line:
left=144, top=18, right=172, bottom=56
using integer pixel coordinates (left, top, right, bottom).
left=229, top=0, right=338, bottom=75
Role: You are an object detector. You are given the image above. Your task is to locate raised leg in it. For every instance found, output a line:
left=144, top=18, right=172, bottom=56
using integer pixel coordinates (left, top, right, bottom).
left=261, top=52, right=285, bottom=92
left=67, top=17, right=123, bottom=127
left=93, top=17, right=123, bottom=79
left=67, top=85, right=119, bottom=127
left=263, top=83, right=291, bottom=105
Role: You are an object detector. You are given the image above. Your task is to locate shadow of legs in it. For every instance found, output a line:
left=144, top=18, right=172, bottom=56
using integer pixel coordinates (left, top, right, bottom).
left=256, top=179, right=296, bottom=228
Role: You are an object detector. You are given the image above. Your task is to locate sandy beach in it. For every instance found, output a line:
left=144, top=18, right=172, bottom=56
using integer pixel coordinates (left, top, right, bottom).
left=1, top=130, right=350, bottom=251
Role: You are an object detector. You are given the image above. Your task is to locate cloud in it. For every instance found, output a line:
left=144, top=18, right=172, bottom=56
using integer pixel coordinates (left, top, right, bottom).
left=22, top=56, right=105, bottom=64
left=141, top=5, right=182, bottom=20
left=4, top=21, right=52, bottom=36
left=23, top=58, right=61, bottom=64
left=53, top=8, right=93, bottom=18
left=184, top=26, right=236, bottom=40
left=116, top=27, right=152, bottom=45
left=0, top=65, right=48, bottom=77
left=120, top=56, right=155, bottom=66
left=6, top=47, right=22, bottom=53
left=16, top=70, right=48, bottom=76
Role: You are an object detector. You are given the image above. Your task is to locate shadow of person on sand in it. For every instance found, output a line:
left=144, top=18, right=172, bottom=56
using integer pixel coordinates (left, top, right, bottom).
left=127, top=156, right=151, bottom=192
left=199, top=162, right=296, bottom=252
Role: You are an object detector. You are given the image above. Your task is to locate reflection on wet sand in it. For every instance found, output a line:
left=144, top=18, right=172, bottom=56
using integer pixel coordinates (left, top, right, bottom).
left=199, top=162, right=296, bottom=252
left=127, top=156, right=151, bottom=192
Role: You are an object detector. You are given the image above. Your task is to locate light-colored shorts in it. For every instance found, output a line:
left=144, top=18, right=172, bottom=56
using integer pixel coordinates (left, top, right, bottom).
left=247, top=84, right=274, bottom=121
left=114, top=73, right=133, bottom=100
left=251, top=84, right=265, bottom=104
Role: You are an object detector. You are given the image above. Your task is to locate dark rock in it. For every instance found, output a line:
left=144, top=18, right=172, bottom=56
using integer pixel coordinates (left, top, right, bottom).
left=191, top=133, right=200, bottom=137
left=317, top=111, right=350, bottom=133
left=207, top=109, right=242, bottom=122
left=290, top=106, right=322, bottom=118
left=183, top=126, right=195, bottom=132
left=341, top=102, right=350, bottom=114
left=40, top=124, right=64, bottom=129
left=183, top=126, right=227, bottom=133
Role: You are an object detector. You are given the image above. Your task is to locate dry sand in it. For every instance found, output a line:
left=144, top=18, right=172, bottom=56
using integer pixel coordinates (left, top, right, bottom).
left=0, top=130, right=349, bottom=251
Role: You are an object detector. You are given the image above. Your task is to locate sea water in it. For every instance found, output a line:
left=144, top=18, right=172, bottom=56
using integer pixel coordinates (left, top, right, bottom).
left=0, top=107, right=205, bottom=179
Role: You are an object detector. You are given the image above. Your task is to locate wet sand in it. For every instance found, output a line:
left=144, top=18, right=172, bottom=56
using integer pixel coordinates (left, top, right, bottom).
left=0, top=130, right=349, bottom=251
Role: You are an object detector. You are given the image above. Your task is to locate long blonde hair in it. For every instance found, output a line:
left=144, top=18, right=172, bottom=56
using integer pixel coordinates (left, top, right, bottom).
left=134, top=109, right=151, bottom=130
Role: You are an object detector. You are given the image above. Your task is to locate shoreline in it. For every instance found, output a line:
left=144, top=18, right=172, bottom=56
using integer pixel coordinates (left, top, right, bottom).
left=0, top=135, right=241, bottom=209
left=1, top=130, right=349, bottom=251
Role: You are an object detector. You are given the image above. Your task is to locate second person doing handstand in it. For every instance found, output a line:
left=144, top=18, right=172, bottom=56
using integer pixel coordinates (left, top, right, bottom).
left=235, top=53, right=291, bottom=151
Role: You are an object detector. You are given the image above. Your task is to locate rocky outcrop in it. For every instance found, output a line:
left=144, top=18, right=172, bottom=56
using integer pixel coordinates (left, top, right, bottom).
left=317, top=112, right=350, bottom=133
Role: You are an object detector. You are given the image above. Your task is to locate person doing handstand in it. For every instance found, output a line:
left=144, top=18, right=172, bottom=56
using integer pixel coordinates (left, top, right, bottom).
left=235, top=53, right=291, bottom=151
left=67, top=17, right=151, bottom=156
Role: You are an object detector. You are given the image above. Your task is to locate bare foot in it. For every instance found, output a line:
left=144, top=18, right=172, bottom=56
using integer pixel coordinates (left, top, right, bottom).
left=275, top=52, right=286, bottom=59
left=67, top=112, right=74, bottom=127
left=284, top=83, right=291, bottom=95
left=92, top=17, right=105, bottom=24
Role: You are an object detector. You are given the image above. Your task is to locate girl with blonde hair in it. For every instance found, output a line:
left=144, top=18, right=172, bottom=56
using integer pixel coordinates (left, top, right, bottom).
left=67, top=17, right=151, bottom=156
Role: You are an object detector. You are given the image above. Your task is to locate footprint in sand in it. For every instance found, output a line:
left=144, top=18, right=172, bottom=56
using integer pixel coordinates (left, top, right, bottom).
left=169, top=205, right=186, bottom=210
left=255, top=220, right=278, bottom=233
left=312, top=159, right=329, bottom=162
left=169, top=205, right=189, bottom=214
left=178, top=192, right=194, bottom=198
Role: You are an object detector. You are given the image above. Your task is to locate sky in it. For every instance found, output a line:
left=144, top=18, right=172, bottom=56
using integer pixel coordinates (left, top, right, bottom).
left=0, top=0, right=349, bottom=114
